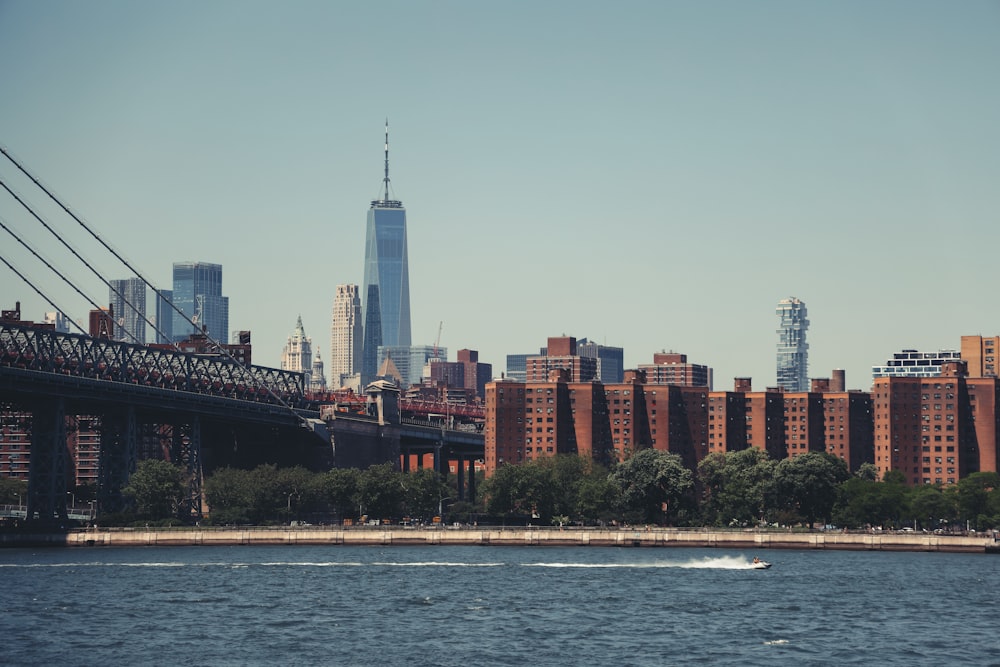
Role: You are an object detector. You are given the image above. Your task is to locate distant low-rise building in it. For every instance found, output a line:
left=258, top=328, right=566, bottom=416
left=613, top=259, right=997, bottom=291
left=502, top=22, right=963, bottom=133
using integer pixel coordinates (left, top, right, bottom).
left=872, top=348, right=962, bottom=380
left=638, top=352, right=712, bottom=388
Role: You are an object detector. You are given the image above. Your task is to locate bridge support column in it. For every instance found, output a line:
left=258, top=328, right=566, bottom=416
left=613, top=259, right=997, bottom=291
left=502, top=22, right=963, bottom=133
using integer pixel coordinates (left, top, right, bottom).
left=26, top=399, right=69, bottom=522
left=172, top=417, right=204, bottom=520
left=456, top=458, right=465, bottom=501
left=98, top=407, right=138, bottom=514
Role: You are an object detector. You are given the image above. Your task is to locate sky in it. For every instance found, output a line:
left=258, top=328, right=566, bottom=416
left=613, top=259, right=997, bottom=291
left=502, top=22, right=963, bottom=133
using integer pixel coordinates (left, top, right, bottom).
left=1, top=1, right=998, bottom=392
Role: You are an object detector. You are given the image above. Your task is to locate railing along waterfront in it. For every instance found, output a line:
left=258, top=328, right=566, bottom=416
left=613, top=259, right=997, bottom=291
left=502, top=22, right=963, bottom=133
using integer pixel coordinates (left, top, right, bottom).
left=2, top=525, right=995, bottom=553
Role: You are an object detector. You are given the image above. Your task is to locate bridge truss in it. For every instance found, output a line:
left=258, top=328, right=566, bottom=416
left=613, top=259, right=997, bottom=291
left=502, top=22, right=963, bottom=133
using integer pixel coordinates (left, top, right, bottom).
left=1, top=322, right=325, bottom=523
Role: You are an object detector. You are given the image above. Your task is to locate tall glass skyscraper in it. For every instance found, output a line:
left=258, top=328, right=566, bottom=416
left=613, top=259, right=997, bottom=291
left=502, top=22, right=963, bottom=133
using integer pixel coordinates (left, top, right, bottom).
left=109, top=277, right=146, bottom=344
left=362, top=122, right=411, bottom=382
left=578, top=338, right=625, bottom=384
left=171, top=262, right=229, bottom=343
left=776, top=296, right=809, bottom=391
left=154, top=288, right=173, bottom=344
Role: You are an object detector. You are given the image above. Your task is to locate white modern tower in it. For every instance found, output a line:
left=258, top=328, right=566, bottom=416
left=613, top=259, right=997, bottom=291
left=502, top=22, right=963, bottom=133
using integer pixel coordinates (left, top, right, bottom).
left=331, top=284, right=363, bottom=389
left=776, top=297, right=809, bottom=392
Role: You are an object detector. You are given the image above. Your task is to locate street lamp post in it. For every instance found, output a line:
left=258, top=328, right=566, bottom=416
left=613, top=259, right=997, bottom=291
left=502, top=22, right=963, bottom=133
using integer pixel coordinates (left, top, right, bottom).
left=438, top=496, right=453, bottom=519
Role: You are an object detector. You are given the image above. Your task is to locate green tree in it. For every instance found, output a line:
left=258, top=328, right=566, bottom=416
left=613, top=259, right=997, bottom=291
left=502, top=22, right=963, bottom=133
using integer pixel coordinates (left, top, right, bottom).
left=773, top=452, right=849, bottom=527
left=956, top=472, right=1000, bottom=530
left=482, top=461, right=553, bottom=522
left=535, top=455, right=602, bottom=523
left=122, top=460, right=185, bottom=520
left=698, top=448, right=776, bottom=527
left=575, top=466, right=619, bottom=525
left=854, top=462, right=879, bottom=482
left=905, top=484, right=957, bottom=530
left=0, top=477, right=28, bottom=505
left=356, top=463, right=404, bottom=520
left=276, top=466, right=322, bottom=521
left=611, top=449, right=693, bottom=525
left=833, top=477, right=885, bottom=528
left=317, top=468, right=361, bottom=521
left=204, top=464, right=301, bottom=525
left=245, top=464, right=285, bottom=524
left=400, top=468, right=449, bottom=520
left=204, top=467, right=255, bottom=524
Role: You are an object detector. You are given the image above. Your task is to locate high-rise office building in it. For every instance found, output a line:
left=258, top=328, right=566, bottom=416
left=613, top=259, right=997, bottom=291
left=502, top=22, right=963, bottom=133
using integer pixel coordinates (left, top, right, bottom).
left=281, top=315, right=313, bottom=387
left=331, top=284, right=363, bottom=390
left=578, top=338, right=625, bottom=384
left=379, top=344, right=443, bottom=389
left=170, top=262, right=229, bottom=343
left=362, top=122, right=411, bottom=382
left=154, top=289, right=173, bottom=344
left=776, top=297, right=809, bottom=392
left=505, top=353, right=537, bottom=383
left=109, top=277, right=146, bottom=344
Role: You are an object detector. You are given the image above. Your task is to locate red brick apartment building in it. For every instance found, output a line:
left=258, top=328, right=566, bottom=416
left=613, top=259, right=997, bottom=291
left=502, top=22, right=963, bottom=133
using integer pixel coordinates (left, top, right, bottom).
left=873, top=361, right=1000, bottom=485
left=961, top=335, right=1000, bottom=378
left=637, top=352, right=712, bottom=388
left=486, top=371, right=875, bottom=477
left=525, top=337, right=598, bottom=383
left=426, top=348, right=492, bottom=401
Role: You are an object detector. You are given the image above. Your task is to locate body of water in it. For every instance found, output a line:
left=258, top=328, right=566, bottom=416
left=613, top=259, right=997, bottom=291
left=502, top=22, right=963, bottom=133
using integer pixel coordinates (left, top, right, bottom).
left=2, top=545, right=999, bottom=666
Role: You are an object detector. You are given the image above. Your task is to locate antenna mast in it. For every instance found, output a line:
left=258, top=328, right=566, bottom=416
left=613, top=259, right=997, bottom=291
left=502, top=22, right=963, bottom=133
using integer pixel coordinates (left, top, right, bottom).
left=383, top=118, right=390, bottom=202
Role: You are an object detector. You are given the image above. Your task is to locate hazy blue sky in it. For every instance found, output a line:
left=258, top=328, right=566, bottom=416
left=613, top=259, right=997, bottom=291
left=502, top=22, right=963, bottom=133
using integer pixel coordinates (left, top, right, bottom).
left=1, top=1, right=998, bottom=391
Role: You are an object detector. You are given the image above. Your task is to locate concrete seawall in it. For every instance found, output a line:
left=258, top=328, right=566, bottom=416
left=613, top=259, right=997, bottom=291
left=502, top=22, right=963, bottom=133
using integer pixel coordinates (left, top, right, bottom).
left=2, top=527, right=995, bottom=553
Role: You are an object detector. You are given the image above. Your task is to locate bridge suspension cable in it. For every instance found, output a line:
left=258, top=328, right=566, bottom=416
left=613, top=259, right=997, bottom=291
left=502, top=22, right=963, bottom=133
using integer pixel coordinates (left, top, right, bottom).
left=0, top=177, right=150, bottom=346
left=0, top=252, right=89, bottom=336
left=0, top=214, right=109, bottom=337
left=0, top=144, right=314, bottom=428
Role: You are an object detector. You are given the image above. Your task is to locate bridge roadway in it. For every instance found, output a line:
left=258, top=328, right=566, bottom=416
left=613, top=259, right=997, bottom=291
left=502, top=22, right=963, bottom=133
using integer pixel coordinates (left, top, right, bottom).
left=0, top=322, right=484, bottom=521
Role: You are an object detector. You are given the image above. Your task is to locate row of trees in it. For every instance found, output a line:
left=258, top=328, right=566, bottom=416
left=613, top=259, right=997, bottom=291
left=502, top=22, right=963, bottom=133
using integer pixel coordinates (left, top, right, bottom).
left=106, top=449, right=1000, bottom=530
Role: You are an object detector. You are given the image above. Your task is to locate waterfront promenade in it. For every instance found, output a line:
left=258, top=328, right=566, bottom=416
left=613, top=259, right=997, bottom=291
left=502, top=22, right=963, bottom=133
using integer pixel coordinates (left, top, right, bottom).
left=2, top=526, right=995, bottom=552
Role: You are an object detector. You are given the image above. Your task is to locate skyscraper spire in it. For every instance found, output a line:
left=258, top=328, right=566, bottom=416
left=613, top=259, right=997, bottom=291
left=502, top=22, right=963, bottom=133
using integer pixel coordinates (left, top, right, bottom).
left=383, top=118, right=390, bottom=203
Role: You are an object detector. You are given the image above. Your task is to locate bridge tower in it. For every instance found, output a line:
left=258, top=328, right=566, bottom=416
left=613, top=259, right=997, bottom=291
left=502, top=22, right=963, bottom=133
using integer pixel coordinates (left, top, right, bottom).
left=98, top=407, right=138, bottom=514
left=171, top=417, right=204, bottom=519
left=25, top=399, right=70, bottom=522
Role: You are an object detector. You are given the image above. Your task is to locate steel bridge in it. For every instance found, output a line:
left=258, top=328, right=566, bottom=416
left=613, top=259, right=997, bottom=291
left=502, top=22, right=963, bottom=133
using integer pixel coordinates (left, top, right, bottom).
left=1, top=322, right=484, bottom=522
left=0, top=321, right=330, bottom=522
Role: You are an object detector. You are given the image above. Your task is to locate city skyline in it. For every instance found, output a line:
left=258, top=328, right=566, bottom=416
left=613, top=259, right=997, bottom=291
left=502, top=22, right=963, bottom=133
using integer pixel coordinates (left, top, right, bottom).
left=1, top=2, right=998, bottom=391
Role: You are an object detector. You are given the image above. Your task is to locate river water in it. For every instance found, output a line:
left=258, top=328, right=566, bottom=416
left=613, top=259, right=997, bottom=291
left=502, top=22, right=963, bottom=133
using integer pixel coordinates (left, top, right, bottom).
left=2, top=544, right=999, bottom=666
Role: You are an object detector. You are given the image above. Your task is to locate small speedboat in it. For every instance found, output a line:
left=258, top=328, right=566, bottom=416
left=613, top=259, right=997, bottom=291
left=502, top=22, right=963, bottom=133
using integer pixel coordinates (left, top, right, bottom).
left=751, top=560, right=772, bottom=570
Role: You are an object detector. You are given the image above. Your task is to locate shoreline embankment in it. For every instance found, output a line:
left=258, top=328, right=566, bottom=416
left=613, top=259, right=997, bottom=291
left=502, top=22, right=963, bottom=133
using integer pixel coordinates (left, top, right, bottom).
left=2, top=526, right=997, bottom=553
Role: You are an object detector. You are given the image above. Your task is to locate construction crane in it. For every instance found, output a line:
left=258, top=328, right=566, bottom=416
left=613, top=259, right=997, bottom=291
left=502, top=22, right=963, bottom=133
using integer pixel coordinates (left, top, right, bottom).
left=433, top=321, right=443, bottom=359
